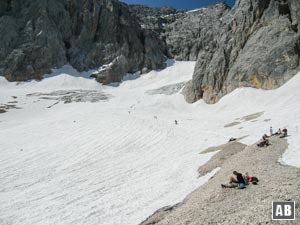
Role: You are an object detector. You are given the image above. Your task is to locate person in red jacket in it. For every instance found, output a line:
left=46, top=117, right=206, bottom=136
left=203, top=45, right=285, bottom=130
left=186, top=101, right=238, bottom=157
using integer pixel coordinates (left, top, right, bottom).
left=245, top=172, right=259, bottom=185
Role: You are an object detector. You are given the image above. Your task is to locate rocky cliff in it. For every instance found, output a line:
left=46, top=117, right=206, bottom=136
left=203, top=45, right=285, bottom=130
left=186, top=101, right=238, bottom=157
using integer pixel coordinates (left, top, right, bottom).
left=0, top=0, right=167, bottom=83
left=183, top=0, right=300, bottom=103
left=1, top=0, right=300, bottom=104
left=131, top=0, right=300, bottom=104
left=129, top=3, right=230, bottom=61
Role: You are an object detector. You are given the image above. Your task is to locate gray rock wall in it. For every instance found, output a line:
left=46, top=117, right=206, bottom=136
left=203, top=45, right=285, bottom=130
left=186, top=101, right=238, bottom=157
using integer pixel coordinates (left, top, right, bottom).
left=1, top=0, right=299, bottom=103
left=129, top=3, right=230, bottom=61
left=186, top=0, right=300, bottom=103
left=162, top=3, right=230, bottom=61
left=0, top=0, right=166, bottom=82
left=132, top=1, right=300, bottom=104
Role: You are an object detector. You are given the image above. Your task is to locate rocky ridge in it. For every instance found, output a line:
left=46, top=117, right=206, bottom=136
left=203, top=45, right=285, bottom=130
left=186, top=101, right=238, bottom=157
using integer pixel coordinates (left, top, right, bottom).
left=140, top=136, right=300, bottom=225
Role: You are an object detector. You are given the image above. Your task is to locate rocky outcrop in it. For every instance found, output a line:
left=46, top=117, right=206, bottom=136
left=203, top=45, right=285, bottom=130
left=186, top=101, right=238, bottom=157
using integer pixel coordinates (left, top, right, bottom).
left=185, top=0, right=300, bottom=103
left=129, top=5, right=178, bottom=34
left=0, top=0, right=166, bottom=82
left=129, top=3, right=230, bottom=61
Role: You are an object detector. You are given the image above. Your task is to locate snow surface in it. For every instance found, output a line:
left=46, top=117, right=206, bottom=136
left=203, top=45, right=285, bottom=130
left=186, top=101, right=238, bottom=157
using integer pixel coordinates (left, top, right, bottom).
left=186, top=7, right=206, bottom=13
left=1, top=60, right=300, bottom=225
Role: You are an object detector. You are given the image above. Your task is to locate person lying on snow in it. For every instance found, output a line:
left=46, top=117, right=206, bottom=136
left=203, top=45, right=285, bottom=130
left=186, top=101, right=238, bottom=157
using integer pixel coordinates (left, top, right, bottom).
left=221, top=171, right=246, bottom=189
left=228, top=137, right=237, bottom=142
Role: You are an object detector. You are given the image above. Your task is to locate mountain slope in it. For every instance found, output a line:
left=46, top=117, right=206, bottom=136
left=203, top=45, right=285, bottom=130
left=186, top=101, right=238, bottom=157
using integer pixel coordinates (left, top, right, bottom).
left=140, top=137, right=300, bottom=225
left=1, top=61, right=300, bottom=225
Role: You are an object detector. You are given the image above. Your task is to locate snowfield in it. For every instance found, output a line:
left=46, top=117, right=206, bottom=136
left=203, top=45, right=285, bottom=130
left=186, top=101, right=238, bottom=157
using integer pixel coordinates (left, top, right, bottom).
left=0, top=61, right=299, bottom=225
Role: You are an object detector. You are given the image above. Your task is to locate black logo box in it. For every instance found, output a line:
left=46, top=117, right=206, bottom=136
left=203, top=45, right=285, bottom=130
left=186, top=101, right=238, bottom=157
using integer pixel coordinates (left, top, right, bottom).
left=272, top=201, right=295, bottom=220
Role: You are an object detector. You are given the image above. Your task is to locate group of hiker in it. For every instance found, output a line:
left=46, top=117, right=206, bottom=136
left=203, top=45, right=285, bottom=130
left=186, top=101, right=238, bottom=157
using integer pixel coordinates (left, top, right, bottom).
left=222, top=126, right=289, bottom=189
left=270, top=126, right=288, bottom=138
left=221, top=171, right=259, bottom=189
left=257, top=126, right=288, bottom=147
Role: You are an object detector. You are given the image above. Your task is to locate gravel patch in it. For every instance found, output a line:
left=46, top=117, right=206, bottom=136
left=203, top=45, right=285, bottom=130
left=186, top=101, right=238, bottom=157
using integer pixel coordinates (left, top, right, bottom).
left=140, top=136, right=300, bottom=225
left=241, top=111, right=264, bottom=121
left=224, top=121, right=241, bottom=128
left=146, top=82, right=186, bottom=95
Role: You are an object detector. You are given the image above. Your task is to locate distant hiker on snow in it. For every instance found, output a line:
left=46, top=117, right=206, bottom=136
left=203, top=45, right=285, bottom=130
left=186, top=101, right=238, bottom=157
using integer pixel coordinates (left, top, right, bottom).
left=175, top=120, right=178, bottom=125
left=228, top=137, right=237, bottom=142
left=221, top=171, right=246, bottom=189
left=270, top=126, right=273, bottom=136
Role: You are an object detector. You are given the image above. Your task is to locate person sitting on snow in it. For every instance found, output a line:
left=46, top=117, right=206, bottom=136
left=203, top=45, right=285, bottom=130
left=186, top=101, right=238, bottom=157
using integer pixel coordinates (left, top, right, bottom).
left=262, top=134, right=269, bottom=140
left=280, top=128, right=288, bottom=138
left=274, top=128, right=282, bottom=136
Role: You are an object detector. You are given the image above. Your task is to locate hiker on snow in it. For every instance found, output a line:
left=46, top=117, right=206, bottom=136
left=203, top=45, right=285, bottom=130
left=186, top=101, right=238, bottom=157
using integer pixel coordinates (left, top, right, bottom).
left=270, top=126, right=273, bottom=136
left=275, top=128, right=282, bottom=136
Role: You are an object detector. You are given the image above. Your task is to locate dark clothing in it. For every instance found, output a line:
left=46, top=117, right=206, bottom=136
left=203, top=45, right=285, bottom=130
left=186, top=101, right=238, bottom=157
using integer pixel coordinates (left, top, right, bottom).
left=236, top=173, right=245, bottom=184
left=280, top=129, right=288, bottom=138
left=229, top=137, right=237, bottom=142
left=257, top=139, right=270, bottom=147
left=283, top=129, right=287, bottom=136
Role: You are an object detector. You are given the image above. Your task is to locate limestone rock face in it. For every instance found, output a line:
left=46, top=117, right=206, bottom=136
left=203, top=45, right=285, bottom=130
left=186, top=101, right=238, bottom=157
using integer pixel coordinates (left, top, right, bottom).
left=1, top=0, right=300, bottom=102
left=132, top=1, right=300, bottom=104
left=188, top=0, right=300, bottom=103
left=129, top=3, right=230, bottom=61
left=0, top=0, right=166, bottom=82
left=162, top=3, right=230, bottom=61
